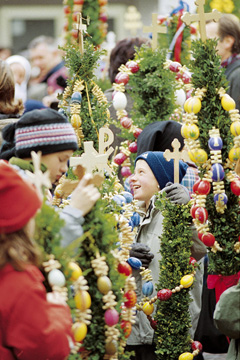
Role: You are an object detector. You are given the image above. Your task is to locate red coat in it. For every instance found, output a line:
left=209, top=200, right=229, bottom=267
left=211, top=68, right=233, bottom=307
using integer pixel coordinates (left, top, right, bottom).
left=0, top=264, right=73, bottom=360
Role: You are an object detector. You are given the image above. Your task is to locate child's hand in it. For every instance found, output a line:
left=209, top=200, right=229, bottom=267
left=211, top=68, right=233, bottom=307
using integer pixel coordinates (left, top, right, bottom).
left=70, top=174, right=100, bottom=216
left=164, top=182, right=190, bottom=204
left=130, top=243, right=154, bottom=268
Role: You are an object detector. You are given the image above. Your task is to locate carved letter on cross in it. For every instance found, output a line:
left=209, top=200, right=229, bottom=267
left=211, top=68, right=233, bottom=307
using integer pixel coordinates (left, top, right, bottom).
left=143, top=13, right=167, bottom=50
left=69, top=127, right=114, bottom=175
left=181, top=0, right=221, bottom=42
left=163, top=138, right=190, bottom=184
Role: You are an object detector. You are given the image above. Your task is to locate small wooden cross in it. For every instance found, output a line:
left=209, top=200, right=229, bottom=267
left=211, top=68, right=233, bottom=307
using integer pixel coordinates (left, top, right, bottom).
left=73, top=13, right=87, bottom=54
left=143, top=13, right=167, bottom=50
left=181, top=0, right=221, bottom=42
left=163, top=138, right=189, bottom=184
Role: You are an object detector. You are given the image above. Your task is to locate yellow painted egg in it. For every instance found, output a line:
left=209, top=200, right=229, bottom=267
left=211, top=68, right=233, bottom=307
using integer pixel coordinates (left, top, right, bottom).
left=229, top=147, right=240, bottom=162
left=97, top=276, right=112, bottom=294
left=180, top=275, right=194, bottom=288
left=72, top=322, right=87, bottom=342
left=187, top=97, right=202, bottom=114
left=179, top=352, right=194, bottom=360
left=188, top=149, right=208, bottom=164
left=221, top=94, right=236, bottom=111
left=74, top=290, right=91, bottom=311
left=188, top=124, right=200, bottom=140
left=184, top=97, right=192, bottom=112
left=67, top=262, right=82, bottom=281
left=142, top=302, right=154, bottom=315
left=181, top=124, right=190, bottom=138
left=71, top=114, right=82, bottom=128
left=54, top=184, right=63, bottom=198
left=230, top=121, right=240, bottom=136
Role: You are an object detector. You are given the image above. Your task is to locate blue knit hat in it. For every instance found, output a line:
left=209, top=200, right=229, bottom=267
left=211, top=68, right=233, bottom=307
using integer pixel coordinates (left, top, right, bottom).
left=135, top=151, right=188, bottom=189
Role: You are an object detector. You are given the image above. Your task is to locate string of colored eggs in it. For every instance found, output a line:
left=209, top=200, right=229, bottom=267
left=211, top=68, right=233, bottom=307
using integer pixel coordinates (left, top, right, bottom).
left=182, top=87, right=240, bottom=253
left=42, top=255, right=90, bottom=353
left=112, top=59, right=191, bottom=178
left=127, top=256, right=203, bottom=360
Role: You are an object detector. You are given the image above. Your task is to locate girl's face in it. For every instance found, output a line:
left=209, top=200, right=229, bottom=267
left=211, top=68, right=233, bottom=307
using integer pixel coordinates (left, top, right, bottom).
left=41, top=150, right=73, bottom=184
left=130, top=159, right=159, bottom=209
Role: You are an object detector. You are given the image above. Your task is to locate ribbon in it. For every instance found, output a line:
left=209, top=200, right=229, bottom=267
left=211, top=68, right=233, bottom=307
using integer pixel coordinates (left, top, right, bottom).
left=207, top=271, right=240, bottom=303
left=174, top=9, right=184, bottom=63
left=170, top=0, right=189, bottom=16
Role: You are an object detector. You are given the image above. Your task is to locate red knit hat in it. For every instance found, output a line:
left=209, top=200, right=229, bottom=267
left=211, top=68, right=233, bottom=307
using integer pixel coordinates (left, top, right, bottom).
left=0, top=160, right=42, bottom=234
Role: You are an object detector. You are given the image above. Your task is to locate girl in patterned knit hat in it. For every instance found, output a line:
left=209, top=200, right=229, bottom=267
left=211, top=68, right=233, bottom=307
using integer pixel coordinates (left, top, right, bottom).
left=0, top=108, right=100, bottom=247
left=0, top=160, right=73, bottom=359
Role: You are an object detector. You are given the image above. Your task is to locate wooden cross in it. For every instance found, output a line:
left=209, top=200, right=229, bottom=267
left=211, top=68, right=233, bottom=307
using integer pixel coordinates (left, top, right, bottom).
left=69, top=127, right=114, bottom=175
left=163, top=139, right=189, bottom=184
left=143, top=13, right=167, bottom=50
left=181, top=0, right=221, bottom=41
left=73, top=13, right=87, bottom=54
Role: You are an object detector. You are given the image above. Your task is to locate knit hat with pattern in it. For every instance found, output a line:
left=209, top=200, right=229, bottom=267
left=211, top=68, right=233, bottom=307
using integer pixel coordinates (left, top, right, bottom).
left=0, top=108, right=78, bottom=160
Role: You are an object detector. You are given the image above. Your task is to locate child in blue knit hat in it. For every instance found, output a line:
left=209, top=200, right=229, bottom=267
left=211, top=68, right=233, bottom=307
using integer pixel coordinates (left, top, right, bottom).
left=126, top=151, right=206, bottom=360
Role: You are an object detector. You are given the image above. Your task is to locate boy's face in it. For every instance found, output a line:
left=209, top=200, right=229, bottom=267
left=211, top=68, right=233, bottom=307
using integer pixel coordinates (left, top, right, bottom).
left=131, top=159, right=159, bottom=207
left=41, top=150, right=74, bottom=184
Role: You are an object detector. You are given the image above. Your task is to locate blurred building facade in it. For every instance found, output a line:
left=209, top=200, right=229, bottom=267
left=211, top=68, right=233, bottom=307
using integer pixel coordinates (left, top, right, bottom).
left=0, top=0, right=196, bottom=54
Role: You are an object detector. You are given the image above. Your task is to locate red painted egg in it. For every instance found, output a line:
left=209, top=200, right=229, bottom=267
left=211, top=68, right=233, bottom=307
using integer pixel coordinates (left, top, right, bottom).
left=169, top=61, right=181, bottom=73
left=114, top=152, right=127, bottom=165
left=129, top=142, right=137, bottom=153
left=157, top=289, right=172, bottom=301
left=126, top=60, right=139, bottom=73
left=118, top=262, right=132, bottom=276
left=195, top=207, right=208, bottom=223
left=202, top=233, right=215, bottom=247
left=115, top=72, right=129, bottom=85
left=231, top=179, right=240, bottom=196
left=197, top=180, right=211, bottom=195
left=133, top=128, right=142, bottom=138
left=191, top=341, right=203, bottom=352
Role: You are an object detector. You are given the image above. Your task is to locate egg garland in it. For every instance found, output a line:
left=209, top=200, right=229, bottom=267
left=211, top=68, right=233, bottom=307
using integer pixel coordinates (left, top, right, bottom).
left=43, top=255, right=68, bottom=300
left=181, top=87, right=208, bottom=166
left=112, top=59, right=189, bottom=178
left=218, top=88, right=240, bottom=165
left=71, top=273, right=92, bottom=353
left=178, top=339, right=203, bottom=360
left=91, top=252, right=120, bottom=357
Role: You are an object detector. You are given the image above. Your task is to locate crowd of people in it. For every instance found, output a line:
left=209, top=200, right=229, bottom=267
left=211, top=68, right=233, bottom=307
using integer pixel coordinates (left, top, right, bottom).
left=0, top=12, right=239, bottom=360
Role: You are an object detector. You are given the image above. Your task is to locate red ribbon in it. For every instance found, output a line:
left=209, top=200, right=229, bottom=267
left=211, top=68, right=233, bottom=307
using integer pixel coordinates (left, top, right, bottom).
left=174, top=10, right=184, bottom=63
left=207, top=271, right=240, bottom=303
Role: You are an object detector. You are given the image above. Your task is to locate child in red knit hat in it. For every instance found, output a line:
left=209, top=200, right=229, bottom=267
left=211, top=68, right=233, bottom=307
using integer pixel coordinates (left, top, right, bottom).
left=0, top=160, right=73, bottom=360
